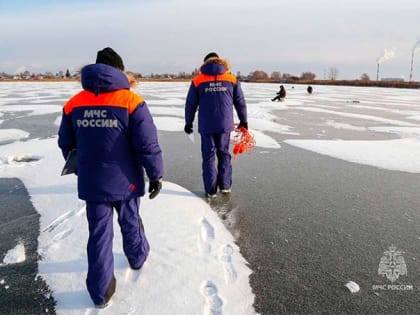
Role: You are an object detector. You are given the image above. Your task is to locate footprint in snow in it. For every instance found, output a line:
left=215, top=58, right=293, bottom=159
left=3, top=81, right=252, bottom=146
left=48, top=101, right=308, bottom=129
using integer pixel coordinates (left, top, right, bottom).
left=219, top=244, right=237, bottom=284
left=198, top=218, right=215, bottom=254
left=201, top=280, right=223, bottom=315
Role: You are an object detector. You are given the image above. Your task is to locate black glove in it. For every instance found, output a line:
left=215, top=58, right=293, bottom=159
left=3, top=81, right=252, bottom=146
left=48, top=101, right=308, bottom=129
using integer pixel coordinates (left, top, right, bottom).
left=238, top=121, right=248, bottom=130
left=149, top=178, right=162, bottom=199
left=184, top=124, right=193, bottom=134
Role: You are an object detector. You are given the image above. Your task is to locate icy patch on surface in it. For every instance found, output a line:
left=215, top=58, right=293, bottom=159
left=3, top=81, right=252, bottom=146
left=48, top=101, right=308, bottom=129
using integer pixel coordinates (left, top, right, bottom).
left=153, top=116, right=185, bottom=131
left=345, top=281, right=360, bottom=293
left=295, top=107, right=417, bottom=126
left=324, top=120, right=366, bottom=131
left=249, top=118, right=297, bottom=135
left=1, top=242, right=26, bottom=265
left=407, top=115, right=420, bottom=121
left=285, top=138, right=420, bottom=173
left=0, top=104, right=62, bottom=116
left=7, top=154, right=42, bottom=163
left=0, top=129, right=29, bottom=144
left=54, top=115, right=62, bottom=126
left=369, top=126, right=420, bottom=138
left=249, top=130, right=281, bottom=149
left=149, top=106, right=184, bottom=117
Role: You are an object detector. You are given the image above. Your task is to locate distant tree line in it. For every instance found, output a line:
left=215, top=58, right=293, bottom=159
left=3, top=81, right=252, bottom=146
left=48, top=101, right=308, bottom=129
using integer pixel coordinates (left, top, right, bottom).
left=0, top=68, right=322, bottom=83
left=3, top=67, right=419, bottom=88
left=0, top=69, right=73, bottom=80
left=241, top=70, right=317, bottom=83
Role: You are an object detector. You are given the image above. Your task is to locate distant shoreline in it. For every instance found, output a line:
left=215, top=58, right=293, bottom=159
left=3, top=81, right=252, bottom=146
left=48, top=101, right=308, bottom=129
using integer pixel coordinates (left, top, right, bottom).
left=0, top=78, right=419, bottom=89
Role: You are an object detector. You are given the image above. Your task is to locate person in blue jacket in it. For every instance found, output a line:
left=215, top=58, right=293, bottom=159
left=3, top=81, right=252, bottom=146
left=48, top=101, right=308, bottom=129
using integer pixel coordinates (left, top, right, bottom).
left=58, top=47, right=164, bottom=308
left=184, top=52, right=248, bottom=197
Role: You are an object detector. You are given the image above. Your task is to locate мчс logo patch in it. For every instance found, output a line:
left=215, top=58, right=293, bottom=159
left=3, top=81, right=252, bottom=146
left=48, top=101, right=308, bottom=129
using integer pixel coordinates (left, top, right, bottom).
left=378, top=245, right=407, bottom=283
left=372, top=245, right=413, bottom=291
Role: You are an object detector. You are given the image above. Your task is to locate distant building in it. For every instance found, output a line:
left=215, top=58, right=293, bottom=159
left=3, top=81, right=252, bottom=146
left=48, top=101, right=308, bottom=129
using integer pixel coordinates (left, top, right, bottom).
left=381, top=77, right=404, bottom=82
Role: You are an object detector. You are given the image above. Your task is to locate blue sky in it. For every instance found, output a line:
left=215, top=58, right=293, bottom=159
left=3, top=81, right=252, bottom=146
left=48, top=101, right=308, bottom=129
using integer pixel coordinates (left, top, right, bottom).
left=1, top=0, right=419, bottom=80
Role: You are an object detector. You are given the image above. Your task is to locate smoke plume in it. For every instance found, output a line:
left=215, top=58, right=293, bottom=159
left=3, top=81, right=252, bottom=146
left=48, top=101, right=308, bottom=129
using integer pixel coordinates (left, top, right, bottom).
left=413, top=40, right=420, bottom=55
left=377, top=48, right=396, bottom=64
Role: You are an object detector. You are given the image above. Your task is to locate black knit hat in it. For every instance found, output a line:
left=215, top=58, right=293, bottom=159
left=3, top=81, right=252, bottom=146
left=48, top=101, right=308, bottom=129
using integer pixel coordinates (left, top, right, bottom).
left=203, top=52, right=219, bottom=62
left=96, top=47, right=125, bottom=71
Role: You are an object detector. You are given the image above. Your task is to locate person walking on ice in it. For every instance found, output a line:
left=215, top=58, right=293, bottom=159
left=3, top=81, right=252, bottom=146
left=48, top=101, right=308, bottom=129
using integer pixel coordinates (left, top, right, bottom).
left=58, top=47, right=164, bottom=308
left=184, top=52, right=248, bottom=198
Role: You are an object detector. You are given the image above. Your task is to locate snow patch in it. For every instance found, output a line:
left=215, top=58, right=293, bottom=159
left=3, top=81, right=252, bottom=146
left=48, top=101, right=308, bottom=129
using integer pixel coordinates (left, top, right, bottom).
left=1, top=242, right=26, bottom=266
left=345, top=281, right=360, bottom=293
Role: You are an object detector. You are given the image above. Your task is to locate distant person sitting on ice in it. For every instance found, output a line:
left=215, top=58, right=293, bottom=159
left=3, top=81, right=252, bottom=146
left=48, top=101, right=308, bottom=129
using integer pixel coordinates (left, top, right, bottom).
left=271, top=85, right=286, bottom=102
left=307, top=85, right=313, bottom=94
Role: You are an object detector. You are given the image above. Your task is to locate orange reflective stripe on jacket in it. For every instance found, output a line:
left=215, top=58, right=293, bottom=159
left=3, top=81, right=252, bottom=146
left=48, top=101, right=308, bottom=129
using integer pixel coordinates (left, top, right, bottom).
left=64, top=89, right=144, bottom=115
left=192, top=73, right=237, bottom=87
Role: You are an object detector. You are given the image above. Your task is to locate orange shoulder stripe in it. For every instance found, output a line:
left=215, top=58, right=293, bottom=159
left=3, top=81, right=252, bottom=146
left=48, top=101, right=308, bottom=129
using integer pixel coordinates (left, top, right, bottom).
left=64, top=90, right=144, bottom=115
left=193, top=73, right=237, bottom=87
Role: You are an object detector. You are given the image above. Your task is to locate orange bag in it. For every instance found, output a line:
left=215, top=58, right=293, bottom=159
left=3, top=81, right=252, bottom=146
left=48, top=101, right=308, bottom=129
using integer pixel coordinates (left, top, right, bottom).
left=232, top=126, right=255, bottom=159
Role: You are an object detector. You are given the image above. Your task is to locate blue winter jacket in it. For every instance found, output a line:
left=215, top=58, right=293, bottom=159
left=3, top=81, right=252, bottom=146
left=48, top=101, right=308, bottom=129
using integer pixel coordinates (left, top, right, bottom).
left=185, top=57, right=247, bottom=134
left=58, top=63, right=164, bottom=202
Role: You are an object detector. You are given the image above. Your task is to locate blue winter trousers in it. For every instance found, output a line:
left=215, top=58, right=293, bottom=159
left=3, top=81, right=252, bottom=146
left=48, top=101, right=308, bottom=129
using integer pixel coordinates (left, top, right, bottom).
left=85, top=197, right=149, bottom=305
left=201, top=132, right=232, bottom=195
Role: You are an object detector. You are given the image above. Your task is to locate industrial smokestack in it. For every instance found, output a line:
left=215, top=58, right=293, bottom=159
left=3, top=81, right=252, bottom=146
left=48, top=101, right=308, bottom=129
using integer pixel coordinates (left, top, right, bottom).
left=409, top=50, right=415, bottom=82
left=409, top=40, right=420, bottom=82
left=376, top=48, right=396, bottom=81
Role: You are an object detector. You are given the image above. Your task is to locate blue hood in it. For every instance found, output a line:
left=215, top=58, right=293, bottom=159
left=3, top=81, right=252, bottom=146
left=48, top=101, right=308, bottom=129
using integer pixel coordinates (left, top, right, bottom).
left=81, top=63, right=130, bottom=95
left=201, top=62, right=227, bottom=76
